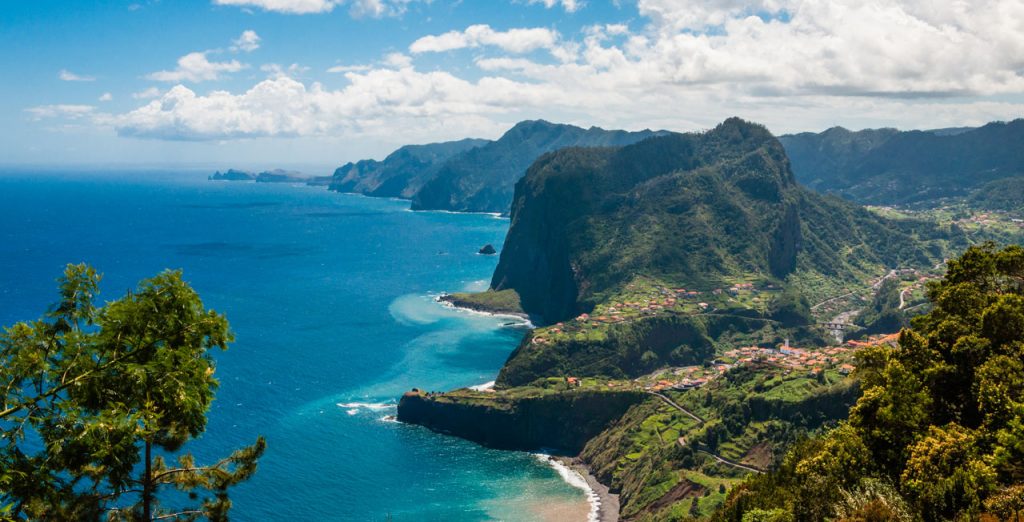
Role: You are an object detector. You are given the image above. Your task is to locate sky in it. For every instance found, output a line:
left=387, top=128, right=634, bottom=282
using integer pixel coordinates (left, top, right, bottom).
left=2, top=0, right=1023, bottom=170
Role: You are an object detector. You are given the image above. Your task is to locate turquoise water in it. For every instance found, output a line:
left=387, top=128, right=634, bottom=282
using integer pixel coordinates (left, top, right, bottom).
left=0, top=171, right=587, bottom=520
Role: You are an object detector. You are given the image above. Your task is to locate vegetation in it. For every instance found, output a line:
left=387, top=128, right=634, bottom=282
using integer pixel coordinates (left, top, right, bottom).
left=779, top=120, right=1024, bottom=205
left=496, top=311, right=807, bottom=387
left=580, top=364, right=858, bottom=520
left=0, top=264, right=264, bottom=520
left=854, top=278, right=906, bottom=334
left=714, top=244, right=1024, bottom=521
left=490, top=118, right=954, bottom=324
left=440, top=289, right=523, bottom=315
left=968, top=176, right=1024, bottom=212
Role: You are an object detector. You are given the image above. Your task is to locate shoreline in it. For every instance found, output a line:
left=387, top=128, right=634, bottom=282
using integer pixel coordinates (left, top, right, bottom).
left=544, top=456, right=619, bottom=522
left=330, top=190, right=509, bottom=219
left=434, top=294, right=535, bottom=327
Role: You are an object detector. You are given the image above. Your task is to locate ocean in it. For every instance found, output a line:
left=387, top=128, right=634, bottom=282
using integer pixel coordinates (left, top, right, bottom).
left=0, top=170, right=591, bottom=521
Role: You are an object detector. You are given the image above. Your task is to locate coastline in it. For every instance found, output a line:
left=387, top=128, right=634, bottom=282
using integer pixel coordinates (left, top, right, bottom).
left=434, top=294, right=535, bottom=327
left=544, top=456, right=619, bottom=522
left=330, top=189, right=509, bottom=219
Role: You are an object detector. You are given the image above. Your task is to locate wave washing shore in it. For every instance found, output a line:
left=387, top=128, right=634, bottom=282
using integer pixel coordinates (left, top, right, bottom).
left=433, top=294, right=535, bottom=328
left=537, top=455, right=619, bottom=522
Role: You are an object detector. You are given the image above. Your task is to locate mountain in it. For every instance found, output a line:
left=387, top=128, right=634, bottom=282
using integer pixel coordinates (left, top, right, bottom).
left=779, top=119, right=1024, bottom=205
left=410, top=120, right=667, bottom=214
left=328, top=138, right=488, bottom=199
left=397, top=118, right=967, bottom=521
left=489, top=118, right=953, bottom=325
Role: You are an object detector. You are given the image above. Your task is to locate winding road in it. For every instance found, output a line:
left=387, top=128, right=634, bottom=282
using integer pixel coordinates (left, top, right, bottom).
left=648, top=392, right=764, bottom=474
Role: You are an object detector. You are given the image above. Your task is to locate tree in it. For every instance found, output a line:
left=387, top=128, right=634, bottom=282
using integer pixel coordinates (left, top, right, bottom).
left=0, top=264, right=265, bottom=520
left=899, top=424, right=996, bottom=519
left=767, top=288, right=811, bottom=327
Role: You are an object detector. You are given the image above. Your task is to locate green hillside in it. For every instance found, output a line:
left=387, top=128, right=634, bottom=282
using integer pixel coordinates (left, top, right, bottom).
left=489, top=118, right=956, bottom=326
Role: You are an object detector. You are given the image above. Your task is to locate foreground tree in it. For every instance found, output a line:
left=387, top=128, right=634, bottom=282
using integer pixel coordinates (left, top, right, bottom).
left=0, top=264, right=265, bottom=520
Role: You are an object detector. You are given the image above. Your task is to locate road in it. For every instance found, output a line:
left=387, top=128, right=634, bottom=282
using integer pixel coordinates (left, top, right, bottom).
left=648, top=392, right=764, bottom=474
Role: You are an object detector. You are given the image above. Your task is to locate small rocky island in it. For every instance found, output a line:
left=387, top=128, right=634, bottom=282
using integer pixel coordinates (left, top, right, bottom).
left=210, top=169, right=332, bottom=185
left=478, top=244, right=497, bottom=255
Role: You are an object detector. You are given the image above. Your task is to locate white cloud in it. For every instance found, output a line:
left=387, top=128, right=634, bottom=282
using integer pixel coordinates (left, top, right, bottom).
left=528, top=0, right=581, bottom=13
left=148, top=52, right=247, bottom=82
left=58, top=69, right=95, bottom=82
left=133, top=87, right=162, bottom=99
left=410, top=24, right=560, bottom=54
left=99, top=92, right=113, bottom=102
left=40, top=0, right=1024, bottom=145
left=109, top=66, right=577, bottom=140
left=382, top=52, right=412, bottom=69
left=621, top=0, right=1024, bottom=97
left=212, top=0, right=418, bottom=17
left=231, top=30, right=261, bottom=52
left=25, top=104, right=96, bottom=120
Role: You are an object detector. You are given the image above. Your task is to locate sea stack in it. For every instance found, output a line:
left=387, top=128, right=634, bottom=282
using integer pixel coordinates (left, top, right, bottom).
left=478, top=244, right=497, bottom=255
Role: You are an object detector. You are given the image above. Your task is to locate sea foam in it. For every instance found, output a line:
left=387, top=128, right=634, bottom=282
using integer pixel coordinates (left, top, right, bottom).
left=535, top=454, right=601, bottom=522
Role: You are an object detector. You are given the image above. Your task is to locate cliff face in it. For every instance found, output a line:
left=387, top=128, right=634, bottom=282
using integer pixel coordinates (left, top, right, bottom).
left=328, top=138, right=488, bottom=199
left=488, top=118, right=952, bottom=324
left=779, top=119, right=1024, bottom=204
left=410, top=120, right=666, bottom=215
left=397, top=389, right=647, bottom=453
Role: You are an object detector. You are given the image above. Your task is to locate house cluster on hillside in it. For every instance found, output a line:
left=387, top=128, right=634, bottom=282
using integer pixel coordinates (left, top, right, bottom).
left=640, top=365, right=718, bottom=392
left=722, top=343, right=855, bottom=375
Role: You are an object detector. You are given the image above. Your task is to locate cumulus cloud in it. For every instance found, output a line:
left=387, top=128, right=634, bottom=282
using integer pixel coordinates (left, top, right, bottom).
left=213, top=0, right=417, bottom=17
left=109, top=66, right=580, bottom=140
left=148, top=52, right=247, bottom=82
left=99, top=92, right=113, bottom=102
left=43, top=0, right=1024, bottom=143
left=623, top=0, right=1024, bottom=97
left=58, top=69, right=95, bottom=82
left=231, top=30, right=261, bottom=52
left=410, top=24, right=560, bottom=54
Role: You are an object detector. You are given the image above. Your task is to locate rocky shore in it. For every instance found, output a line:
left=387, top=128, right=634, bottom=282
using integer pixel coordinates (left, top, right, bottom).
left=555, top=457, right=620, bottom=522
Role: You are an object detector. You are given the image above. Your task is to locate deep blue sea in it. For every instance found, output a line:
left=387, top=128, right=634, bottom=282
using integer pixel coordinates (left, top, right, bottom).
left=0, top=170, right=589, bottom=521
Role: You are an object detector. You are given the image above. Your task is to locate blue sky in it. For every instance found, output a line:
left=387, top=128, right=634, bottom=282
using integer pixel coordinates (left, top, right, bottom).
left=2, top=0, right=1022, bottom=170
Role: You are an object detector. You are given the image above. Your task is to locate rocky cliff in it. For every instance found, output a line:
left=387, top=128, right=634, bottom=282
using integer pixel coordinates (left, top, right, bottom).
left=397, top=388, right=647, bottom=453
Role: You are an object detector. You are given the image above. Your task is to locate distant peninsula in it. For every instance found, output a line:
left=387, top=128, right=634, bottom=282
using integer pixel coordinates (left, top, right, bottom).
left=210, top=168, right=332, bottom=185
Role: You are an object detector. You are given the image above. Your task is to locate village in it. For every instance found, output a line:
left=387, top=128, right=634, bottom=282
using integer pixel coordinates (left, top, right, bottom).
left=530, top=277, right=777, bottom=346
left=556, top=333, right=901, bottom=394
